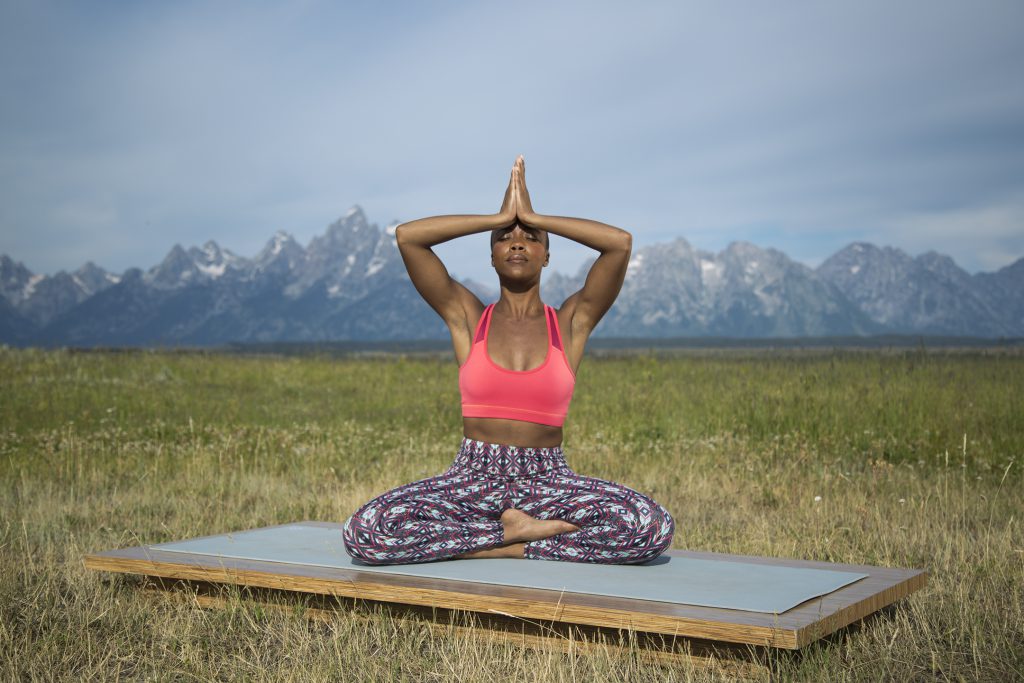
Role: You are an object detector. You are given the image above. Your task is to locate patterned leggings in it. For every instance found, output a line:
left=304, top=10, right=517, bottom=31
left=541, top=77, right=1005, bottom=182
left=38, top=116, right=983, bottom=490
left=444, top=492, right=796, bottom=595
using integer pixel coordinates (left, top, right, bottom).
left=342, top=437, right=675, bottom=565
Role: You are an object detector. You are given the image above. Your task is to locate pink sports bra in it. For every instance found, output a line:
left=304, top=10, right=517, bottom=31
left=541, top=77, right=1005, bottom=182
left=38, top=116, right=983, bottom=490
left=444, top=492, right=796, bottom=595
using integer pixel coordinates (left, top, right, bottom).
left=459, top=303, right=576, bottom=427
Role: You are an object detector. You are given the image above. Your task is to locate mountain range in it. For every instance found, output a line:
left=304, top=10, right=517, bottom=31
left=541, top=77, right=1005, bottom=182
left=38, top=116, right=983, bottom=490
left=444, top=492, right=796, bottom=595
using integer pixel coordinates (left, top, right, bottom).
left=1, top=206, right=1021, bottom=347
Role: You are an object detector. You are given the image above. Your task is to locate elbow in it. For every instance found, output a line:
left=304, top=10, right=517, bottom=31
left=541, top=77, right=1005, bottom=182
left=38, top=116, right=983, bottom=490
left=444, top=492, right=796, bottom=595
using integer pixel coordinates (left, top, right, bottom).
left=395, top=223, right=418, bottom=248
left=620, top=230, right=633, bottom=252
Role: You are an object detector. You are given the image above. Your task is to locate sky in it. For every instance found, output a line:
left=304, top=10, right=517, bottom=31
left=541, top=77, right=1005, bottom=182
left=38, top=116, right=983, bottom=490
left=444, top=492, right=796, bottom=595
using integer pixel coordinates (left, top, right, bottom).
left=2, top=0, right=1023, bottom=284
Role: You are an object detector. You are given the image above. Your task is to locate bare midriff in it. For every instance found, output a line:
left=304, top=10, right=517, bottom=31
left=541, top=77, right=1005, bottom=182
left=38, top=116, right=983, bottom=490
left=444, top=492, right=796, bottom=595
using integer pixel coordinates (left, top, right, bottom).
left=463, top=417, right=563, bottom=449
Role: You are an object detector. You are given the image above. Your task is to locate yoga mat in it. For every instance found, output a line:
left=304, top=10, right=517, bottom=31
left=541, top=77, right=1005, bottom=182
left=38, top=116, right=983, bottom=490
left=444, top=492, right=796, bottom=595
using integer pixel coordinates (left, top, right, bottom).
left=152, top=524, right=867, bottom=614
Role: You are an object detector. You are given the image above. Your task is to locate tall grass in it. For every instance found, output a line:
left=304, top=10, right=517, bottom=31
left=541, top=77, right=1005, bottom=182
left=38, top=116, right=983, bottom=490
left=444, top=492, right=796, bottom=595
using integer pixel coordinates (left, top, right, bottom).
left=1, top=347, right=1022, bottom=680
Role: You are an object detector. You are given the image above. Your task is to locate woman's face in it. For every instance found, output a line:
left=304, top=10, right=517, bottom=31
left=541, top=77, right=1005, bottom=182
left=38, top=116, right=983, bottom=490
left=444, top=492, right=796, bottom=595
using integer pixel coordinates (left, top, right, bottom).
left=491, top=224, right=549, bottom=275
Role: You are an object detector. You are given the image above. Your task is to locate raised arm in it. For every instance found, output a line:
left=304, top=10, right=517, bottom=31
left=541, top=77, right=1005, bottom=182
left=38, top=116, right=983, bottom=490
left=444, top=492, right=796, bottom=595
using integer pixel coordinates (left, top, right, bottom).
left=394, top=168, right=517, bottom=325
left=512, top=157, right=631, bottom=333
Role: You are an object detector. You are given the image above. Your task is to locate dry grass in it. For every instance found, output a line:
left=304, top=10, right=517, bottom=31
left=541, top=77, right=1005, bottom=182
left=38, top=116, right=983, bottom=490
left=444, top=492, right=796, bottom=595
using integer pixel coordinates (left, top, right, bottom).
left=1, top=347, right=1022, bottom=680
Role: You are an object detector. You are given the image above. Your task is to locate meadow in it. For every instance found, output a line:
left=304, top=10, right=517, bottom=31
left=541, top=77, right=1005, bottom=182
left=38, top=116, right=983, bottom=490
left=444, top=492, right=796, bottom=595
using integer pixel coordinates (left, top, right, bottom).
left=1, top=346, right=1022, bottom=681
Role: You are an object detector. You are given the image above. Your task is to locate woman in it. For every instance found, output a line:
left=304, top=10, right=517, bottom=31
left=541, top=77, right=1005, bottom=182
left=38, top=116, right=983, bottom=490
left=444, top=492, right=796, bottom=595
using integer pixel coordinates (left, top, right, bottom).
left=342, top=156, right=675, bottom=564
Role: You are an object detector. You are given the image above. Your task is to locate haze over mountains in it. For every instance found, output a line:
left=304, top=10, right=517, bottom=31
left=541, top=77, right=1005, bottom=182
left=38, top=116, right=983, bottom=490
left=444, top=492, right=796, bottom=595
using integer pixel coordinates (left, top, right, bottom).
left=1, top=206, right=1021, bottom=347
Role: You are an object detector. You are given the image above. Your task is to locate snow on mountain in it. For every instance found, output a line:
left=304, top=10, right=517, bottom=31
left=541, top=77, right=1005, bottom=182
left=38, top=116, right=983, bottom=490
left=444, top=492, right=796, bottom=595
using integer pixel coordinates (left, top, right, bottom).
left=285, top=205, right=382, bottom=300
left=0, top=255, right=36, bottom=304
left=2, top=209, right=1021, bottom=346
left=186, top=240, right=245, bottom=279
left=0, top=255, right=121, bottom=327
left=600, top=238, right=876, bottom=337
left=73, top=261, right=121, bottom=292
left=255, top=230, right=306, bottom=275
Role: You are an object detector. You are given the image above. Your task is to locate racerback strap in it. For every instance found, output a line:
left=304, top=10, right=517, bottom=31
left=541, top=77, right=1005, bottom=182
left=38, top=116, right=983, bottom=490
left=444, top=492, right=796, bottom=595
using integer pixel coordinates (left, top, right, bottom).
left=474, top=304, right=562, bottom=351
left=473, top=305, right=492, bottom=344
left=546, top=306, right=562, bottom=351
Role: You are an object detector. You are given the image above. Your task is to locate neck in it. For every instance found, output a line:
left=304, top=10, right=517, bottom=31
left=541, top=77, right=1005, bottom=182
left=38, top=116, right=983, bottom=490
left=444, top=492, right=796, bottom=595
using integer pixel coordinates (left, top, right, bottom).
left=495, top=289, right=544, bottom=320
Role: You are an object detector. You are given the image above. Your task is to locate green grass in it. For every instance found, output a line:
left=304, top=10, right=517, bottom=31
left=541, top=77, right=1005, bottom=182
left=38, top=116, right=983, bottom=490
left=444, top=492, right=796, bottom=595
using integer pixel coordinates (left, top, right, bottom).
left=2, top=346, right=1022, bottom=680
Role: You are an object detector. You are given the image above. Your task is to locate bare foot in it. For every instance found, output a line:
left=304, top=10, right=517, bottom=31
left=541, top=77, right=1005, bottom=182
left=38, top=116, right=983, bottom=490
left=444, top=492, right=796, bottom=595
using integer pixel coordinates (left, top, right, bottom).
left=500, top=508, right=579, bottom=544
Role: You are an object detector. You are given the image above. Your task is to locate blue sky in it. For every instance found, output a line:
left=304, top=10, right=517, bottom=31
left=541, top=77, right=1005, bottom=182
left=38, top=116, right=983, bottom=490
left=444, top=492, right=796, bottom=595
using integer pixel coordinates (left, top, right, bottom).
left=2, top=1, right=1022, bottom=284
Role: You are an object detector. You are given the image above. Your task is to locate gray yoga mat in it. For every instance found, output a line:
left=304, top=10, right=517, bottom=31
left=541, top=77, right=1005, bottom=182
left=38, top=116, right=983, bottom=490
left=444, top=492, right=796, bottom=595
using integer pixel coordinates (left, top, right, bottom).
left=152, top=523, right=867, bottom=614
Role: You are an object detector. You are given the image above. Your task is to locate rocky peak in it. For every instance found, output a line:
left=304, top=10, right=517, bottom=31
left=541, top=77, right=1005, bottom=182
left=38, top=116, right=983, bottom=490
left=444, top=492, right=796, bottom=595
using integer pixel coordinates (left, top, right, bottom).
left=0, top=255, right=36, bottom=303
left=818, top=243, right=914, bottom=293
left=917, top=251, right=972, bottom=286
left=144, top=244, right=196, bottom=289
left=319, top=206, right=373, bottom=246
left=306, top=207, right=379, bottom=266
left=256, top=230, right=305, bottom=270
left=185, top=240, right=245, bottom=278
left=625, top=238, right=698, bottom=282
left=72, top=261, right=120, bottom=294
left=973, top=256, right=1024, bottom=326
left=295, top=207, right=395, bottom=300
left=818, top=242, right=1009, bottom=335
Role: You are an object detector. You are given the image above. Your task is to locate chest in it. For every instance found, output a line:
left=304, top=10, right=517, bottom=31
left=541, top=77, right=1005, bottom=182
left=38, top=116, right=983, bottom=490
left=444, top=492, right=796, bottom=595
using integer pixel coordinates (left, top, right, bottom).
left=453, top=307, right=581, bottom=376
left=485, top=314, right=551, bottom=372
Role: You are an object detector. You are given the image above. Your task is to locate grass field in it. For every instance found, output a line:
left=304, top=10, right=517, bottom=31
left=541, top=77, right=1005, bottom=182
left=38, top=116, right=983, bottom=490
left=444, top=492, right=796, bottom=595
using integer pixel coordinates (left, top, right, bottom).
left=2, top=346, right=1022, bottom=680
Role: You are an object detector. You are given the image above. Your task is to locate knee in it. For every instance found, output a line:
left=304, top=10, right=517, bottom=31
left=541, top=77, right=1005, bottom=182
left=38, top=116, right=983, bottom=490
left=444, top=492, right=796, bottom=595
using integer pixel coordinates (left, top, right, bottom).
left=652, top=503, right=675, bottom=552
left=628, top=502, right=675, bottom=563
left=342, top=514, right=389, bottom=565
left=341, top=516, right=363, bottom=558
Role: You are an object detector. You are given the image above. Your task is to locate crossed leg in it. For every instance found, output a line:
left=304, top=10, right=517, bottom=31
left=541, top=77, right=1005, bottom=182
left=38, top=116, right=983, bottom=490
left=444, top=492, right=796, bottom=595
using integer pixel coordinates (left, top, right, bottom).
left=342, top=469, right=508, bottom=565
left=513, top=471, right=676, bottom=564
left=343, top=466, right=674, bottom=565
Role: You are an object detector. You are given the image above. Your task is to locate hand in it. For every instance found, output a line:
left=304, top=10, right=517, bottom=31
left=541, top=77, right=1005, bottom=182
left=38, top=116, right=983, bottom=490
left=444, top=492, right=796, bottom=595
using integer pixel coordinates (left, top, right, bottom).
left=512, top=155, right=537, bottom=224
left=498, top=162, right=517, bottom=225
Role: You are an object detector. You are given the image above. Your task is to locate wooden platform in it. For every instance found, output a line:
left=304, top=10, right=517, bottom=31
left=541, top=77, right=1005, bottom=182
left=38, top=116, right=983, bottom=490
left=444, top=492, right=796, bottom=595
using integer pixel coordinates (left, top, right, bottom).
left=84, top=521, right=926, bottom=666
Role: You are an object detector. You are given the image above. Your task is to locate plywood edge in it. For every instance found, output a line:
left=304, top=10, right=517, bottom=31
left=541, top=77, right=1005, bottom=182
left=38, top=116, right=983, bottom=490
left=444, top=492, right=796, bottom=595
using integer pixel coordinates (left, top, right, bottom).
left=793, top=568, right=928, bottom=647
left=82, top=551, right=796, bottom=648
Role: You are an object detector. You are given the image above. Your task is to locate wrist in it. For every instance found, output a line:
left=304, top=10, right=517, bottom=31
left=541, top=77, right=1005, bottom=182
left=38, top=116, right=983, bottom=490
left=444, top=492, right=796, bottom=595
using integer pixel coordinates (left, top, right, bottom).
left=517, top=209, right=541, bottom=227
left=492, top=211, right=516, bottom=228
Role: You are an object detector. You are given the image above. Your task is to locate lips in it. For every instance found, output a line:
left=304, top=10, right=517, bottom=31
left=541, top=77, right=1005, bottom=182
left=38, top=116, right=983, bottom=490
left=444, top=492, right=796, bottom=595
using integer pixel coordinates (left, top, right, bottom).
left=507, top=256, right=527, bottom=263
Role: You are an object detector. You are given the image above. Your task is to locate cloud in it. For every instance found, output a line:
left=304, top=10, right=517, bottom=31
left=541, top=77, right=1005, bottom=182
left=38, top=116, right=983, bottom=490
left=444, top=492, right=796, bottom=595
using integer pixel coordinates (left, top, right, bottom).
left=877, top=195, right=1024, bottom=272
left=0, top=1, right=1022, bottom=283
